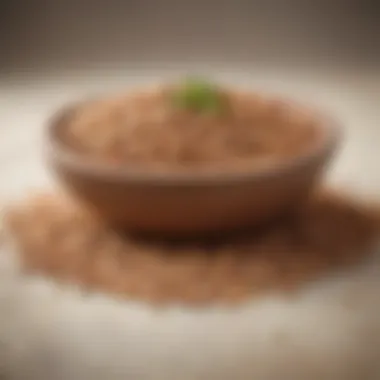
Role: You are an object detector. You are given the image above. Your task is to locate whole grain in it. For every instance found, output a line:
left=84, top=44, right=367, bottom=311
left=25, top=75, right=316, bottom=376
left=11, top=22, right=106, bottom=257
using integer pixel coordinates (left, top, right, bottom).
left=61, top=85, right=318, bottom=171
left=4, top=190, right=380, bottom=305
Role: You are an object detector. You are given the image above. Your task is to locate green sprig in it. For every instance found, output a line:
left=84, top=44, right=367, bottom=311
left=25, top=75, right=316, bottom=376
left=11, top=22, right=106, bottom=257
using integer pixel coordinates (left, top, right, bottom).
left=171, top=77, right=224, bottom=114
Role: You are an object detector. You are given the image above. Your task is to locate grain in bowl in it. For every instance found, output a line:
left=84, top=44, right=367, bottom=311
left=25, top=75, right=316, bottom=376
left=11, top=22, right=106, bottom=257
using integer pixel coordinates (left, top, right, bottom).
left=59, top=79, right=320, bottom=172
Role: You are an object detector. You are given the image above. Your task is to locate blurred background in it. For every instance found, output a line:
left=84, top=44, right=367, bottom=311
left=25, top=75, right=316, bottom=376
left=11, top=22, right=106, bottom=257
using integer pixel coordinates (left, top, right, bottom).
left=0, top=0, right=379, bottom=199
left=0, top=0, right=379, bottom=72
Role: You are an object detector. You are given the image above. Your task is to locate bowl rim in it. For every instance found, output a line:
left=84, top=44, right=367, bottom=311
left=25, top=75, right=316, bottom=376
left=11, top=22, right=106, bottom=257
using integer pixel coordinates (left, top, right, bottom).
left=45, top=95, right=343, bottom=186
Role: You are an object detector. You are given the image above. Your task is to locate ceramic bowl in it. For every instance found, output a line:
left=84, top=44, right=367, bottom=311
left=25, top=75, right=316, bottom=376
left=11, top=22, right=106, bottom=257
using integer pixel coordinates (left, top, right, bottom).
left=46, top=98, right=341, bottom=238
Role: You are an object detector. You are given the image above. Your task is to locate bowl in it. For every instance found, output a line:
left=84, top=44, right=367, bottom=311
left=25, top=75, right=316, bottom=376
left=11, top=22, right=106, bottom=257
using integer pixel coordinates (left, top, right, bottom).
left=45, top=98, right=341, bottom=238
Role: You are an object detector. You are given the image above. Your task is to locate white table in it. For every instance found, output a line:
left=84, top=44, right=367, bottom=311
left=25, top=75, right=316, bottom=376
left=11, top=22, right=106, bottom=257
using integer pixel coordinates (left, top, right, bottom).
left=0, top=65, right=380, bottom=380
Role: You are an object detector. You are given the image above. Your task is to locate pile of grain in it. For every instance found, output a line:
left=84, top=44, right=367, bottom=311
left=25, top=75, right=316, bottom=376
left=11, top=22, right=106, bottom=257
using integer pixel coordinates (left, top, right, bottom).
left=4, top=190, right=380, bottom=305
left=61, top=86, right=318, bottom=170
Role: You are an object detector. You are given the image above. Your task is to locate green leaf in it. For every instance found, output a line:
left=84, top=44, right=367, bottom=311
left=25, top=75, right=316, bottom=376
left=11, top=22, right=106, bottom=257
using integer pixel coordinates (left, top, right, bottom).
left=171, top=77, right=224, bottom=114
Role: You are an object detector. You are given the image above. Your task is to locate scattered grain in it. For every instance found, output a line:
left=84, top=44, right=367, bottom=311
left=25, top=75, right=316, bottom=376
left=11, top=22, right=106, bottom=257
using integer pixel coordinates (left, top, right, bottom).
left=4, top=190, right=380, bottom=305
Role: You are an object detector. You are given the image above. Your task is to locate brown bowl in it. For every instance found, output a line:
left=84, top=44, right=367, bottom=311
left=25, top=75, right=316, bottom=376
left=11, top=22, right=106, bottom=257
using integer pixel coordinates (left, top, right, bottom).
left=45, top=98, right=341, bottom=238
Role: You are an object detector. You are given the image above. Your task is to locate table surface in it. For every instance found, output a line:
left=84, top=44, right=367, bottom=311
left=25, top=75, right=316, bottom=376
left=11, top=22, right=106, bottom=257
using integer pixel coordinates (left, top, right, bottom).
left=1, top=65, right=380, bottom=380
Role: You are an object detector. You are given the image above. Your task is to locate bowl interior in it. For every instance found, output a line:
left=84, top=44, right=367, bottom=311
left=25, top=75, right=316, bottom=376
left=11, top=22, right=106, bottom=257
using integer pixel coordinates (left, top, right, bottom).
left=46, top=96, right=342, bottom=186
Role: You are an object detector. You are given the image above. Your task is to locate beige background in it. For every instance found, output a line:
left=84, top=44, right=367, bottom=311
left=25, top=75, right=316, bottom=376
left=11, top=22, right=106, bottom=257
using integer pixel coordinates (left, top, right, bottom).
left=1, top=1, right=379, bottom=71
